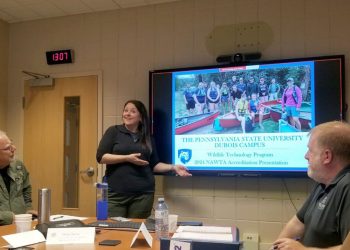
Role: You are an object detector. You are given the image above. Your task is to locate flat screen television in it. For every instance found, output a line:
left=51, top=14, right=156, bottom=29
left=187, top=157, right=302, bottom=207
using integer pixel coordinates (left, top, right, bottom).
left=149, top=55, right=346, bottom=176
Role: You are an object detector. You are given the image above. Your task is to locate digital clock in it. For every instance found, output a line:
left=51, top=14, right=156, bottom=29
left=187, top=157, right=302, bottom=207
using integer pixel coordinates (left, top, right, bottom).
left=46, top=49, right=73, bottom=65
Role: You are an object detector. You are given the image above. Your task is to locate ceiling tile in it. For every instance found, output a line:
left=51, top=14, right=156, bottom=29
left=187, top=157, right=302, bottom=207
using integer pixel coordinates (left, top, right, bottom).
left=3, top=6, right=39, bottom=20
left=82, top=0, right=120, bottom=11
left=27, top=2, right=66, bottom=19
left=15, top=0, right=45, bottom=5
left=0, top=9, right=16, bottom=23
left=146, top=0, right=178, bottom=5
left=114, top=0, right=147, bottom=8
left=0, top=0, right=181, bottom=23
left=48, top=0, right=93, bottom=15
left=0, top=0, right=22, bottom=9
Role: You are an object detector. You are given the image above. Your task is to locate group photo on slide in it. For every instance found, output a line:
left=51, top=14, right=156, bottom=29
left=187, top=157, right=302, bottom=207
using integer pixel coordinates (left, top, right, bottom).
left=174, top=63, right=312, bottom=135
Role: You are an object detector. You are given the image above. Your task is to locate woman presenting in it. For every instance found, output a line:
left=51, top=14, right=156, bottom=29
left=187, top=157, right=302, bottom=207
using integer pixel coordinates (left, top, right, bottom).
left=96, top=100, right=191, bottom=218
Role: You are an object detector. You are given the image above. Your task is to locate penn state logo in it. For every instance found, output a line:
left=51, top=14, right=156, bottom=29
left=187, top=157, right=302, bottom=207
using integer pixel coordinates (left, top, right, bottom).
left=178, top=149, right=192, bottom=164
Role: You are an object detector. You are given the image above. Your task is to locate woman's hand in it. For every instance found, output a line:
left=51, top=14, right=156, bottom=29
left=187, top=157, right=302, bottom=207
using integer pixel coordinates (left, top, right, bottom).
left=127, top=153, right=149, bottom=166
left=173, top=164, right=192, bottom=176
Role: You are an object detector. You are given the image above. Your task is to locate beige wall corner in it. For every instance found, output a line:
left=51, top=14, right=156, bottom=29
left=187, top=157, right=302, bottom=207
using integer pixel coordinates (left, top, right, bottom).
left=0, top=19, right=9, bottom=130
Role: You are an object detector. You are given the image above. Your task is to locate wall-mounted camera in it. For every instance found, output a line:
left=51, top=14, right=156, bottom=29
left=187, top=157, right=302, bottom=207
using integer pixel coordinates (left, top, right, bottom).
left=216, top=52, right=262, bottom=64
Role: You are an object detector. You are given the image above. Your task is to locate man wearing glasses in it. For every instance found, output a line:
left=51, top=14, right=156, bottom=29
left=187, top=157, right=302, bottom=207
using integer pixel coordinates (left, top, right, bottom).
left=0, top=130, right=37, bottom=225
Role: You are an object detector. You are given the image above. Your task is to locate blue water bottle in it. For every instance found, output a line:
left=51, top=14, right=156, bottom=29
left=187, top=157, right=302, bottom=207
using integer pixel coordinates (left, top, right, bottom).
left=96, top=182, right=108, bottom=220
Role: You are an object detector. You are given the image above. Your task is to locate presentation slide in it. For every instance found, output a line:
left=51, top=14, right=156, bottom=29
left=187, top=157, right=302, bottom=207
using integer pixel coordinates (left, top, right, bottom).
left=150, top=55, right=344, bottom=175
left=172, top=61, right=314, bottom=172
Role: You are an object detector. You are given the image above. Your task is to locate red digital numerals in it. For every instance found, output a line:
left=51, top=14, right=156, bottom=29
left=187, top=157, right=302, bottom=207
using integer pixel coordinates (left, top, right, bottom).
left=52, top=52, right=68, bottom=61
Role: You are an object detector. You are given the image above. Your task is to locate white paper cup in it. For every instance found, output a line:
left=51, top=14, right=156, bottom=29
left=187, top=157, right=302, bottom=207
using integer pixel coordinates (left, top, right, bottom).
left=14, top=214, right=32, bottom=233
left=15, top=221, right=32, bottom=233
left=168, top=214, right=178, bottom=233
left=15, top=214, right=32, bottom=220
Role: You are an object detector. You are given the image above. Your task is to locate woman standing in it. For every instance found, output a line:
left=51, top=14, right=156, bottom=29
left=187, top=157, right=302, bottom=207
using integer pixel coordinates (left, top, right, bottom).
left=96, top=100, right=191, bottom=218
left=220, top=82, right=230, bottom=114
left=206, top=80, right=220, bottom=112
left=194, top=81, right=207, bottom=114
left=281, top=78, right=302, bottom=130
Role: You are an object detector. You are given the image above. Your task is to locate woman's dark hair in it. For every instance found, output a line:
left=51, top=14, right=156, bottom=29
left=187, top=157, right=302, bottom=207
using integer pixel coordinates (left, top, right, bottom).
left=123, top=100, right=152, bottom=152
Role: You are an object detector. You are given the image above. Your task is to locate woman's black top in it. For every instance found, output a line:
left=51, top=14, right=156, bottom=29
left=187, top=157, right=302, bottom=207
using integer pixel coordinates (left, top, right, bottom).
left=96, top=125, right=160, bottom=194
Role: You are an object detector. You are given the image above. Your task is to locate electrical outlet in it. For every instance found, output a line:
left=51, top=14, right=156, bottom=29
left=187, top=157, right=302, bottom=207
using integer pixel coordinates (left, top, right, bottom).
left=243, top=233, right=259, bottom=241
left=242, top=233, right=259, bottom=250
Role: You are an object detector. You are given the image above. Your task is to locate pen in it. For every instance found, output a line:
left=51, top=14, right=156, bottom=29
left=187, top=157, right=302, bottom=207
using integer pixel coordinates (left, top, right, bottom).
left=52, top=215, right=64, bottom=220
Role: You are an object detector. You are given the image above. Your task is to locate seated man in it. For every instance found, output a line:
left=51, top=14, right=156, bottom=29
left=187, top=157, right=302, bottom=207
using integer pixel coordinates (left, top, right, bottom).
left=273, top=121, right=350, bottom=250
left=0, top=130, right=37, bottom=225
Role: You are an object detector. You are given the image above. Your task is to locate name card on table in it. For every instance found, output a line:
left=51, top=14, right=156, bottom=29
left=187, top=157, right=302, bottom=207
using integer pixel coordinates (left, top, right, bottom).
left=170, top=240, right=191, bottom=250
left=130, top=222, right=153, bottom=248
left=46, top=227, right=95, bottom=244
left=2, top=230, right=46, bottom=249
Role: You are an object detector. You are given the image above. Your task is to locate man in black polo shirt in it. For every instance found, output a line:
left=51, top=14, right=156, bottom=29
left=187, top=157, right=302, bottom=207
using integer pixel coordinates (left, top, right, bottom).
left=273, top=121, right=350, bottom=250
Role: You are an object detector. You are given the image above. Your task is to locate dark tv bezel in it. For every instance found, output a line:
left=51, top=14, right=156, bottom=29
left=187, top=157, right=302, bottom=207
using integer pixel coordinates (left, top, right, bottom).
left=149, top=55, right=346, bottom=177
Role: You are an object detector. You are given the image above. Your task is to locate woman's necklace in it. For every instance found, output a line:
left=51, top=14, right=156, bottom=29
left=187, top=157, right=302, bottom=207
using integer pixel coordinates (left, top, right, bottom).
left=124, top=125, right=140, bottom=143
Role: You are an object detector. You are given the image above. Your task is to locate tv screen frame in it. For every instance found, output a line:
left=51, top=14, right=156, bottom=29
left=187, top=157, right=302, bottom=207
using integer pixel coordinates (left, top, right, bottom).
left=149, top=55, right=346, bottom=177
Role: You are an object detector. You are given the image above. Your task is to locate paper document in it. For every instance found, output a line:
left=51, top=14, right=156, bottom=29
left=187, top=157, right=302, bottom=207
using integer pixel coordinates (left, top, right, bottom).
left=2, top=230, right=46, bottom=248
left=176, top=226, right=232, bottom=234
left=46, top=227, right=95, bottom=244
left=172, top=226, right=233, bottom=243
left=50, top=214, right=88, bottom=221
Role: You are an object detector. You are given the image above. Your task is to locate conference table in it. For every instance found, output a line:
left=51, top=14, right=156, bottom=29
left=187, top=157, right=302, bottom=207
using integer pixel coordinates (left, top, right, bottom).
left=0, top=218, right=161, bottom=250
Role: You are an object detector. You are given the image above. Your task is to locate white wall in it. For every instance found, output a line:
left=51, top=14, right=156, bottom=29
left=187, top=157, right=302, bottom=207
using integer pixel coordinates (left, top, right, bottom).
left=0, top=19, right=8, bottom=130
left=5, top=0, right=350, bottom=249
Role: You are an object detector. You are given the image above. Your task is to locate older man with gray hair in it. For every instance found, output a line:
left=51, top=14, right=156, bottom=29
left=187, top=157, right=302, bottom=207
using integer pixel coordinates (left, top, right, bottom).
left=273, top=121, right=350, bottom=250
left=0, top=130, right=37, bottom=225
